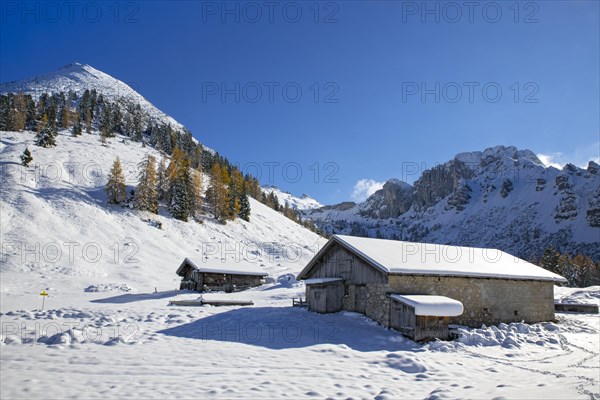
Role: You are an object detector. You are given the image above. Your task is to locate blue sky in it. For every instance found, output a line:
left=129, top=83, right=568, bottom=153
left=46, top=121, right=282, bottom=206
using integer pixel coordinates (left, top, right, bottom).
left=1, top=1, right=598, bottom=204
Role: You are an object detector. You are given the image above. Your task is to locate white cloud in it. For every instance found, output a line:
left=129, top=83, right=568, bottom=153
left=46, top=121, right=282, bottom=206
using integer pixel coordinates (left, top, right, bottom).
left=536, top=153, right=565, bottom=169
left=351, top=179, right=385, bottom=202
left=537, top=142, right=600, bottom=169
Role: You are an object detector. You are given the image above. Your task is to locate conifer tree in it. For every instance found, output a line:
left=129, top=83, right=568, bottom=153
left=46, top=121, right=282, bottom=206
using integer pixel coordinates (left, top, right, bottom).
left=226, top=169, right=244, bottom=220
left=157, top=157, right=169, bottom=201
left=0, top=95, right=10, bottom=130
left=111, top=105, right=123, bottom=135
left=165, top=147, right=184, bottom=203
left=25, top=96, right=37, bottom=130
left=170, top=176, right=191, bottom=221
left=58, top=92, right=70, bottom=128
left=540, top=247, right=560, bottom=275
left=20, top=148, right=33, bottom=167
left=206, top=162, right=228, bottom=221
left=238, top=183, right=251, bottom=221
left=12, top=93, right=27, bottom=131
left=105, top=157, right=127, bottom=204
left=133, top=104, right=143, bottom=142
left=170, top=166, right=192, bottom=222
left=35, top=114, right=57, bottom=148
left=190, top=169, right=203, bottom=217
left=71, top=113, right=82, bottom=136
left=101, top=104, right=114, bottom=138
left=80, top=89, right=90, bottom=121
left=167, top=147, right=193, bottom=221
left=85, top=108, right=92, bottom=134
left=558, top=254, right=578, bottom=287
left=37, top=93, right=49, bottom=119
left=134, top=155, right=159, bottom=213
left=100, top=128, right=107, bottom=145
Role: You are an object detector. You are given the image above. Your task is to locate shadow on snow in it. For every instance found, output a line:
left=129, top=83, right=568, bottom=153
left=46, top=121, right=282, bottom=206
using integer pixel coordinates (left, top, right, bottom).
left=158, top=306, right=423, bottom=352
left=91, top=290, right=181, bottom=304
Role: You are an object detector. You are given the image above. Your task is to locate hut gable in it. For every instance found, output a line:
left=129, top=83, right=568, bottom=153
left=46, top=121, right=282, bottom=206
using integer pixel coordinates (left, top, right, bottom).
left=297, top=241, right=387, bottom=284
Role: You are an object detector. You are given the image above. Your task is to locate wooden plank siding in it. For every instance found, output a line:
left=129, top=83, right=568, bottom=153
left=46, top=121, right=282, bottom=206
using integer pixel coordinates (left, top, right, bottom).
left=414, top=316, right=450, bottom=342
left=303, top=243, right=387, bottom=284
left=303, top=243, right=387, bottom=314
left=306, top=281, right=345, bottom=313
left=179, top=264, right=263, bottom=293
left=389, top=299, right=450, bottom=341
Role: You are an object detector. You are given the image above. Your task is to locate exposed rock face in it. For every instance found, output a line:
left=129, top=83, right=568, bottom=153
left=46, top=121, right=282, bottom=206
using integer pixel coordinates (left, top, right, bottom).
left=446, top=181, right=472, bottom=211
left=536, top=178, right=546, bottom=191
left=317, top=201, right=357, bottom=212
left=554, top=193, right=578, bottom=221
left=413, top=159, right=474, bottom=210
left=359, top=179, right=414, bottom=219
left=302, top=145, right=600, bottom=261
left=556, top=175, right=572, bottom=191
left=586, top=188, right=600, bottom=228
left=500, top=179, right=513, bottom=198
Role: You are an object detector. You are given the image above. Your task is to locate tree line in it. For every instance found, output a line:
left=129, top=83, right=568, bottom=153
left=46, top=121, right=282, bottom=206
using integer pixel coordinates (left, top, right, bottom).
left=105, top=150, right=251, bottom=223
left=539, top=247, right=600, bottom=287
left=4, top=89, right=321, bottom=230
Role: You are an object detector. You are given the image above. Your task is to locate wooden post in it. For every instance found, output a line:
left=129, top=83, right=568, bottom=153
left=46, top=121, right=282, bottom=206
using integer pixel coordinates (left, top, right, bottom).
left=40, top=290, right=48, bottom=310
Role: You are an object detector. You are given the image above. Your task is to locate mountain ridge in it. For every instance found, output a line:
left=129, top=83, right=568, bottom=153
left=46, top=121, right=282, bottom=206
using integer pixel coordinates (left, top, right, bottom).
left=303, top=145, right=600, bottom=261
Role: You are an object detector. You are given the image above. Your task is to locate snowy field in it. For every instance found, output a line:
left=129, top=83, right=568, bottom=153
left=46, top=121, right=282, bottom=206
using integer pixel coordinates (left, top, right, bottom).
left=1, top=131, right=599, bottom=399
left=1, top=285, right=599, bottom=399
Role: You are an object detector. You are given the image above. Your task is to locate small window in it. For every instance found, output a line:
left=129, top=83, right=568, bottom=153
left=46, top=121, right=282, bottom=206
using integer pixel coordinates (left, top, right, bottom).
left=514, top=310, right=519, bottom=316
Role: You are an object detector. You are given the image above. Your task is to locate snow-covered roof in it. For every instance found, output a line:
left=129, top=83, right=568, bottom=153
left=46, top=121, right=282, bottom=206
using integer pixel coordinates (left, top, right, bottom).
left=298, top=235, right=567, bottom=283
left=390, top=295, right=464, bottom=316
left=177, top=258, right=268, bottom=277
left=304, top=277, right=344, bottom=285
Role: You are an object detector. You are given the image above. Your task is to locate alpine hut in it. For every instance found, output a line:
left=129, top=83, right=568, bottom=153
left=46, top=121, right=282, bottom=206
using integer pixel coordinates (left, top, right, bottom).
left=177, top=258, right=268, bottom=293
left=297, top=235, right=567, bottom=331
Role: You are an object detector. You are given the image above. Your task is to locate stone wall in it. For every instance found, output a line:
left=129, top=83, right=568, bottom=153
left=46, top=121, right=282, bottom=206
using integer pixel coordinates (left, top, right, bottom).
left=364, top=275, right=555, bottom=328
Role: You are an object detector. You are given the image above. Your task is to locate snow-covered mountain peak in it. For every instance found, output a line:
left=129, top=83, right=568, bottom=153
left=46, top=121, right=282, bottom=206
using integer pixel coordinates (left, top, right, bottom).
left=0, top=63, right=185, bottom=131
left=58, top=62, right=96, bottom=73
left=263, top=187, right=323, bottom=211
left=456, top=145, right=544, bottom=170
left=385, top=178, right=413, bottom=189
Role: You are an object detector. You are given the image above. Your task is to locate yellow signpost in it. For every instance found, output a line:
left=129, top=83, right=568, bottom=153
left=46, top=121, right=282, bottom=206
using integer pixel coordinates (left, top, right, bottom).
left=40, top=290, right=48, bottom=310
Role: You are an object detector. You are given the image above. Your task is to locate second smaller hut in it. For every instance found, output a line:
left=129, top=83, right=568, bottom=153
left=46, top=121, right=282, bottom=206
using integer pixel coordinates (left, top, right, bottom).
left=177, top=258, right=268, bottom=293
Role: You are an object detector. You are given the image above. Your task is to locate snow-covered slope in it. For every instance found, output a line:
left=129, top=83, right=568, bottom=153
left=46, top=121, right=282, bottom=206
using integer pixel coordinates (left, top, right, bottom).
left=1, top=101, right=598, bottom=400
left=0, top=63, right=186, bottom=132
left=0, top=130, right=325, bottom=300
left=263, top=186, right=323, bottom=210
left=303, top=145, right=600, bottom=261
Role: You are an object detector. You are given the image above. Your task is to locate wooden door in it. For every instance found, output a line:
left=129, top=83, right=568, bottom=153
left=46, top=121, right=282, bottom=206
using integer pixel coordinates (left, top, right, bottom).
left=355, top=285, right=367, bottom=313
